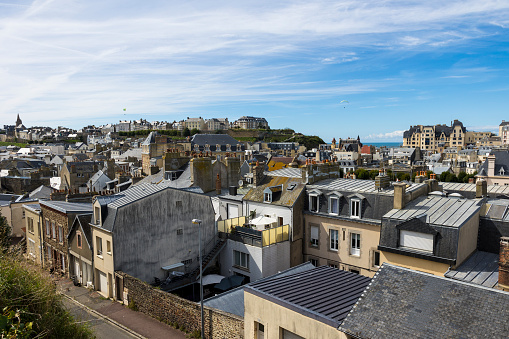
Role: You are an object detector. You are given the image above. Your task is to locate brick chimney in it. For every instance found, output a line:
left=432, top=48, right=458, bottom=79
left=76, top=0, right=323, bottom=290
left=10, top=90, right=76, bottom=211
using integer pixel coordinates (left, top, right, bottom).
left=251, top=161, right=265, bottom=187
left=393, top=182, right=406, bottom=209
left=476, top=179, right=487, bottom=198
left=499, top=237, right=509, bottom=291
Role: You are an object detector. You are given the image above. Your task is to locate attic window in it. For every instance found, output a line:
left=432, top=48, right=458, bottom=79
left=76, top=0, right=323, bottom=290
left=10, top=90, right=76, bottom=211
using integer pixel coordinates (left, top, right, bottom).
left=309, top=194, right=319, bottom=213
left=500, top=167, right=505, bottom=176
left=264, top=193, right=272, bottom=203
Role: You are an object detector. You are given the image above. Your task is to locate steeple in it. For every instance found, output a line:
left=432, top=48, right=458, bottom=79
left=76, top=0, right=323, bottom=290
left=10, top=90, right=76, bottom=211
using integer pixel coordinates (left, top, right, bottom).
left=16, top=114, right=22, bottom=127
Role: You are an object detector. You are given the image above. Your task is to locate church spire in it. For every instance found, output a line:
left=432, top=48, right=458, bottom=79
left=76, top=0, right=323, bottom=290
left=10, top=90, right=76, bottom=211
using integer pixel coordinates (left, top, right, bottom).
left=16, top=114, right=22, bottom=126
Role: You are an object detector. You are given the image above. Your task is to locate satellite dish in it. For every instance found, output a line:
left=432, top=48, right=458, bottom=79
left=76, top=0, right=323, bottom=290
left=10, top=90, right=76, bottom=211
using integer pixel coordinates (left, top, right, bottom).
left=238, top=180, right=244, bottom=187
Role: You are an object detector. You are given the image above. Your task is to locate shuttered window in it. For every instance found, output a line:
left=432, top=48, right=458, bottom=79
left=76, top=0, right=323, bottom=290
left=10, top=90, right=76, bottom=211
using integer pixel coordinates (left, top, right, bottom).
left=310, top=226, right=319, bottom=246
left=400, top=230, right=433, bottom=252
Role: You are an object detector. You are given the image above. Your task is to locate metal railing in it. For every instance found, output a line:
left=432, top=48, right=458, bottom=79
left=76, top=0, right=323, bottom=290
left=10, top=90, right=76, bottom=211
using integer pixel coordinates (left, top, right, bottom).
left=218, top=216, right=289, bottom=247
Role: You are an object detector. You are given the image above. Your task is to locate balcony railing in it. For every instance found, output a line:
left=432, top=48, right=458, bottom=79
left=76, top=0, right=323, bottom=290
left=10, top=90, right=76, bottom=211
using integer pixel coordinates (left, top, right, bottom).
left=218, top=216, right=289, bottom=247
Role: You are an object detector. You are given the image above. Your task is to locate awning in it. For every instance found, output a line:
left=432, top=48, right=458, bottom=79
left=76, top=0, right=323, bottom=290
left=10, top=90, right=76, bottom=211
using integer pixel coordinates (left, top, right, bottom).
left=161, top=263, right=184, bottom=271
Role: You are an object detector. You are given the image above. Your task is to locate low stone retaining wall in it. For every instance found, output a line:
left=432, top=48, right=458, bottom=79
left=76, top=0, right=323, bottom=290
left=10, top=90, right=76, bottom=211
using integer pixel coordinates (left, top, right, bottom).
left=117, top=272, right=244, bottom=338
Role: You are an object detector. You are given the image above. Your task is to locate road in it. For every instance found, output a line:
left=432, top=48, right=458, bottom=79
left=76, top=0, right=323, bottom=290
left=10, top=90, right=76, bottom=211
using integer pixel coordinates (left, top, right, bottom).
left=62, top=297, right=141, bottom=339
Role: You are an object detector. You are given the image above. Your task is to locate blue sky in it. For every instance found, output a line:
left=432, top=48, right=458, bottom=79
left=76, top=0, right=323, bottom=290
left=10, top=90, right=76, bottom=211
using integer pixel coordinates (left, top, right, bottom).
left=1, top=0, right=509, bottom=142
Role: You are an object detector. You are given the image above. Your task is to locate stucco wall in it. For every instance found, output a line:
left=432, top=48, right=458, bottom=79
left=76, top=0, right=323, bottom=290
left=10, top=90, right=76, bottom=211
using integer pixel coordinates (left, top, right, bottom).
left=244, top=291, right=346, bottom=339
left=379, top=251, right=450, bottom=276
left=304, top=214, right=380, bottom=277
left=456, top=212, right=480, bottom=268
left=113, top=188, right=216, bottom=283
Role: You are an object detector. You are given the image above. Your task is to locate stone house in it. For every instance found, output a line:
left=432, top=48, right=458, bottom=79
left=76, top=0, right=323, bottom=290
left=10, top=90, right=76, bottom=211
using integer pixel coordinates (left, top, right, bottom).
left=60, top=161, right=99, bottom=192
left=23, top=203, right=43, bottom=265
left=40, top=200, right=93, bottom=276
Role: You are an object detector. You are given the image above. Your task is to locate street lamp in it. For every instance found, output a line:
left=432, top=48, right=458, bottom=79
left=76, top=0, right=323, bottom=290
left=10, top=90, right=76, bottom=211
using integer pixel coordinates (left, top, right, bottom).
left=192, top=219, right=204, bottom=339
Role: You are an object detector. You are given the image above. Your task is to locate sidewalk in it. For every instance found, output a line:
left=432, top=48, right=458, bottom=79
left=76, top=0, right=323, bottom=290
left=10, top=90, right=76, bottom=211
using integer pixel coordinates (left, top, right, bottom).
left=56, top=277, right=187, bottom=339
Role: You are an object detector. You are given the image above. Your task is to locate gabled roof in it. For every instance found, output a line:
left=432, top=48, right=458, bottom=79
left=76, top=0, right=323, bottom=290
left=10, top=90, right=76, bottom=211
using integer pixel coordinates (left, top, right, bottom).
left=339, top=264, right=509, bottom=339
left=246, top=266, right=371, bottom=327
left=191, top=134, right=240, bottom=146
left=478, top=151, right=509, bottom=177
left=243, top=175, right=305, bottom=207
left=68, top=214, right=93, bottom=248
left=308, top=178, right=426, bottom=197
left=141, top=131, right=157, bottom=145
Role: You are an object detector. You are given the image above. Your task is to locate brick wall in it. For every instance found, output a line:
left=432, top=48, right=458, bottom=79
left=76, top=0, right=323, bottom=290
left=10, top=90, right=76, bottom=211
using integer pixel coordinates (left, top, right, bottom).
left=118, top=271, right=244, bottom=338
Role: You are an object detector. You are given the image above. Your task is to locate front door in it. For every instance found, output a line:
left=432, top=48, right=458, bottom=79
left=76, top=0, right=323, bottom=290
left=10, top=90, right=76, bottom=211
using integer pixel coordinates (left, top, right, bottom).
left=98, top=271, right=107, bottom=294
left=74, top=260, right=81, bottom=282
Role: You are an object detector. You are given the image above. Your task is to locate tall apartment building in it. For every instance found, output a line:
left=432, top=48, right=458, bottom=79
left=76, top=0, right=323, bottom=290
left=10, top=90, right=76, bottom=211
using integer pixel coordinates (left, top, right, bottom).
left=499, top=121, right=509, bottom=145
left=402, top=119, right=466, bottom=152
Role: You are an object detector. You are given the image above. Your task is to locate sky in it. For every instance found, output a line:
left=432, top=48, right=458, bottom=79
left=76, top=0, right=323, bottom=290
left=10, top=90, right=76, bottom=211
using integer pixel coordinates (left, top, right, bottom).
left=1, top=0, right=509, bottom=142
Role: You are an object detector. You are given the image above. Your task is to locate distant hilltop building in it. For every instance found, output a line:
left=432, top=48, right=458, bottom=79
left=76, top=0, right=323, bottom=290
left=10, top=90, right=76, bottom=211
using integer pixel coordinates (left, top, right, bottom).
left=403, top=119, right=466, bottom=152
left=233, top=116, right=269, bottom=129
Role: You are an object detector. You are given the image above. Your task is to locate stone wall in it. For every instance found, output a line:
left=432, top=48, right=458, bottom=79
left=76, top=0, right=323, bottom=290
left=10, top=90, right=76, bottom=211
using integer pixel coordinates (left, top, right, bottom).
left=118, top=271, right=244, bottom=338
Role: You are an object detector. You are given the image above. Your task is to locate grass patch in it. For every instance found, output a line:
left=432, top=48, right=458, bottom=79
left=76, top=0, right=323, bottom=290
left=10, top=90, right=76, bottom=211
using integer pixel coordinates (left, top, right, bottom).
left=0, top=252, right=95, bottom=338
left=0, top=141, right=29, bottom=147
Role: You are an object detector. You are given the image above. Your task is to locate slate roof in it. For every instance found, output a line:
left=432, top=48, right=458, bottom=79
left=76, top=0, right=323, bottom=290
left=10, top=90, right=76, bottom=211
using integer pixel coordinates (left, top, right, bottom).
left=68, top=214, right=93, bottom=246
left=444, top=251, right=499, bottom=288
left=243, top=175, right=306, bottom=207
left=339, top=264, right=509, bottom=338
left=246, top=266, right=371, bottom=328
left=264, top=167, right=301, bottom=178
left=28, top=185, right=53, bottom=200
left=22, top=203, right=41, bottom=213
left=478, top=151, right=509, bottom=177
left=191, top=134, right=239, bottom=146
left=141, top=131, right=157, bottom=146
left=204, top=262, right=314, bottom=317
left=39, top=200, right=93, bottom=214
left=384, top=196, right=481, bottom=228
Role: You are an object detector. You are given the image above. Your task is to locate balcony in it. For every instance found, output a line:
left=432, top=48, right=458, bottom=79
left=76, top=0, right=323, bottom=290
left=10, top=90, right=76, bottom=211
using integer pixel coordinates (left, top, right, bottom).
left=218, top=216, right=289, bottom=247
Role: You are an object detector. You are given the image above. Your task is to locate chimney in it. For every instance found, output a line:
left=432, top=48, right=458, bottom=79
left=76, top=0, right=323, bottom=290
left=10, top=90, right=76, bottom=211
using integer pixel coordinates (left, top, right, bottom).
left=251, top=161, right=265, bottom=187
left=216, top=174, right=221, bottom=195
left=393, top=182, right=406, bottom=209
left=499, top=237, right=509, bottom=291
left=190, top=157, right=214, bottom=193
left=375, top=170, right=390, bottom=190
left=476, top=179, right=487, bottom=198
left=487, top=154, right=496, bottom=177
left=425, top=179, right=440, bottom=193
left=225, top=157, right=241, bottom=188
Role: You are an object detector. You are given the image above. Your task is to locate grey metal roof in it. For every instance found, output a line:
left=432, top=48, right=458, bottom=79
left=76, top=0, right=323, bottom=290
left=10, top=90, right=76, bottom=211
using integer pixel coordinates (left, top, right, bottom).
left=204, top=262, right=315, bottom=318
left=383, top=196, right=481, bottom=228
left=340, top=264, right=509, bottom=339
left=308, top=177, right=426, bottom=196
left=191, top=134, right=240, bottom=146
left=445, top=251, right=499, bottom=288
left=39, top=200, right=93, bottom=214
left=264, top=167, right=301, bottom=178
left=246, top=266, right=371, bottom=327
left=442, top=181, right=509, bottom=196
left=22, top=203, right=41, bottom=213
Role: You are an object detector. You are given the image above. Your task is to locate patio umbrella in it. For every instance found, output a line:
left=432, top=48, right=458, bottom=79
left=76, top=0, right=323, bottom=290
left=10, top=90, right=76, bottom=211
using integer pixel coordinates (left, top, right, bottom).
left=197, top=274, right=225, bottom=286
left=214, top=275, right=245, bottom=291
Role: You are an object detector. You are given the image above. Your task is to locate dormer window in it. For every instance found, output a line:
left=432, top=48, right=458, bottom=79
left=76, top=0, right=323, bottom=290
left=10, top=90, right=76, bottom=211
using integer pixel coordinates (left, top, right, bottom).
left=327, top=192, right=343, bottom=215
left=500, top=167, right=505, bottom=176
left=351, top=199, right=361, bottom=218
left=226, top=144, right=231, bottom=152
left=204, top=144, right=210, bottom=152
left=94, top=206, right=100, bottom=225
left=264, top=192, right=272, bottom=203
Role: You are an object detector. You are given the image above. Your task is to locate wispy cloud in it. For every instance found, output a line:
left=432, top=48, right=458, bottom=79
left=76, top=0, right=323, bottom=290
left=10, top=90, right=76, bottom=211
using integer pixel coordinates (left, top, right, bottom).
left=1, top=0, right=509, bottom=130
left=364, top=130, right=405, bottom=141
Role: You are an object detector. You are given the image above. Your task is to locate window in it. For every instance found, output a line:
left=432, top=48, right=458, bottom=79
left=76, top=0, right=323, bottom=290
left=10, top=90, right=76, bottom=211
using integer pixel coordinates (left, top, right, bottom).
left=400, top=230, right=433, bottom=253
left=47, top=246, right=52, bottom=260
left=95, top=207, right=100, bottom=224
left=96, top=236, right=103, bottom=256
left=264, top=193, right=271, bottom=202
left=351, top=199, right=361, bottom=218
left=45, top=220, right=50, bottom=236
left=373, top=251, right=380, bottom=267
left=233, top=250, right=249, bottom=270
left=330, top=229, right=338, bottom=251
left=350, top=233, right=360, bottom=256
left=77, top=232, right=82, bottom=249
left=309, top=258, right=318, bottom=267
left=329, top=197, right=339, bottom=215
left=58, top=226, right=63, bottom=243
left=51, top=222, right=56, bottom=239
left=28, top=239, right=35, bottom=256
left=176, top=228, right=183, bottom=235
left=328, top=263, right=338, bottom=269
left=278, top=217, right=284, bottom=226
left=176, top=201, right=182, bottom=207
left=350, top=269, right=360, bottom=274
left=28, top=218, right=34, bottom=233
left=256, top=323, right=264, bottom=339
left=309, top=195, right=319, bottom=212
left=106, top=241, right=111, bottom=254
left=310, top=226, right=319, bottom=246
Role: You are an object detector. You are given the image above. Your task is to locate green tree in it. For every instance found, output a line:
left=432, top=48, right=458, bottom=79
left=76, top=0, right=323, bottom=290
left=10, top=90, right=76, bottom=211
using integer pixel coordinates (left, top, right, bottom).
left=190, top=128, right=200, bottom=136
left=183, top=127, right=191, bottom=137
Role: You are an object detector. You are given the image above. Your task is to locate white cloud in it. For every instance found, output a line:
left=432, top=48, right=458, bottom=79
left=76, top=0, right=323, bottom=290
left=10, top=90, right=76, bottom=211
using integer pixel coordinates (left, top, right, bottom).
left=1, top=0, right=509, bottom=127
left=364, top=130, right=405, bottom=141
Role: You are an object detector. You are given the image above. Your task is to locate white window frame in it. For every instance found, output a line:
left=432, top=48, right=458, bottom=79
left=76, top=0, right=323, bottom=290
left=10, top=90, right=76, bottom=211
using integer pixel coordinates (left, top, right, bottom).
left=330, top=229, right=339, bottom=251
left=58, top=225, right=63, bottom=244
left=350, top=199, right=361, bottom=218
left=310, top=226, right=319, bottom=247
left=350, top=233, right=361, bottom=256
left=372, top=250, right=380, bottom=268
left=309, top=194, right=319, bottom=213
left=309, top=258, right=318, bottom=267
left=96, top=236, right=103, bottom=257
left=400, top=230, right=434, bottom=253
left=264, top=192, right=271, bottom=203
left=329, top=196, right=339, bottom=215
